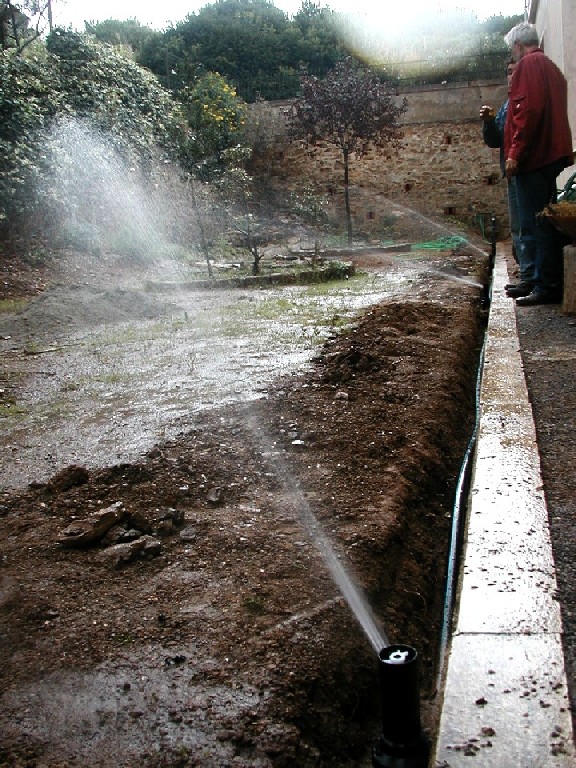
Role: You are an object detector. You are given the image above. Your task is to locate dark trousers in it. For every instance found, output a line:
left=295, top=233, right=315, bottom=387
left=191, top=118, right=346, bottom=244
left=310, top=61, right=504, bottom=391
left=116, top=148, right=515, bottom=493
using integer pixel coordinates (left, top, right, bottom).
left=514, top=161, right=567, bottom=294
left=507, top=177, right=533, bottom=280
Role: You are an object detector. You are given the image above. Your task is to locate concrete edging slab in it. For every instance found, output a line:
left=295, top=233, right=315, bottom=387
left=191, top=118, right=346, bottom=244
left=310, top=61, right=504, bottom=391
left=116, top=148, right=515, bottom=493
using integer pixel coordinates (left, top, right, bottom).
left=432, top=250, right=575, bottom=766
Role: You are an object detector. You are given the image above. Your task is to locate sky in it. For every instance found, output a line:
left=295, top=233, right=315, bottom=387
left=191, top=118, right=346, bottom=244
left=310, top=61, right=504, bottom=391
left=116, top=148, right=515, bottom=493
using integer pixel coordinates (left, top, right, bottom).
left=52, top=0, right=528, bottom=32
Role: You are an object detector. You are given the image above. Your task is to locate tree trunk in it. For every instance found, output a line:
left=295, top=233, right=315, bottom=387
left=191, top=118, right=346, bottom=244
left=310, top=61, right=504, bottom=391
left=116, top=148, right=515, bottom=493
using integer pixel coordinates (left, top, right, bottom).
left=313, top=236, right=320, bottom=267
left=251, top=244, right=260, bottom=275
left=343, top=148, right=352, bottom=246
left=188, top=177, right=213, bottom=278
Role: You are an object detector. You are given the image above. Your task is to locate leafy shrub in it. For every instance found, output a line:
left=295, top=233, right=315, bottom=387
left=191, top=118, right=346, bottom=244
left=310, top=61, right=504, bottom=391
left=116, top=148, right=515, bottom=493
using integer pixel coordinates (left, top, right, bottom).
left=178, top=72, right=247, bottom=174
left=0, top=30, right=187, bottom=242
left=0, top=43, right=62, bottom=232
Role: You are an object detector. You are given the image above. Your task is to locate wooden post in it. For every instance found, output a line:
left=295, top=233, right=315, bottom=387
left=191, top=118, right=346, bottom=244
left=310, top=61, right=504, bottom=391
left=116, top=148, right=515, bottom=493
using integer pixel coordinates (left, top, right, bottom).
left=562, top=244, right=576, bottom=314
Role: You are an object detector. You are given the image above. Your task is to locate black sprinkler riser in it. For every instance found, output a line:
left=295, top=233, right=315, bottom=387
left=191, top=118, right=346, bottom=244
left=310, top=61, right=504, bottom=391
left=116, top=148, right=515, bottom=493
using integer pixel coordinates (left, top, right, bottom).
left=372, top=645, right=430, bottom=768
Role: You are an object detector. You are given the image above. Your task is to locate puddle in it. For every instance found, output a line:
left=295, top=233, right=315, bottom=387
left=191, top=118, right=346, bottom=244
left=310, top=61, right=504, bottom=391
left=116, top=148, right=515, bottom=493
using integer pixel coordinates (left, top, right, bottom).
left=0, top=255, right=481, bottom=490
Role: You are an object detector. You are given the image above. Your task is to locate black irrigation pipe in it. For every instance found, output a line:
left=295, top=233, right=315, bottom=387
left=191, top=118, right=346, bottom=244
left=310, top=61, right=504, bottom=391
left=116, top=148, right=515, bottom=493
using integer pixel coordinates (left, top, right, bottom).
left=436, top=213, right=497, bottom=688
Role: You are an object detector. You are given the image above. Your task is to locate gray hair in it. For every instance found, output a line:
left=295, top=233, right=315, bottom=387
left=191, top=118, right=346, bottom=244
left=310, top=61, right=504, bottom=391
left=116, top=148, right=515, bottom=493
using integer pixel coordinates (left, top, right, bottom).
left=504, top=21, right=540, bottom=48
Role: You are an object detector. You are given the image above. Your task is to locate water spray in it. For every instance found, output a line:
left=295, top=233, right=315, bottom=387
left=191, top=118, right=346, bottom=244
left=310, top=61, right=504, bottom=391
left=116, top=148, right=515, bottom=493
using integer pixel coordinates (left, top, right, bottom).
left=372, top=645, right=430, bottom=768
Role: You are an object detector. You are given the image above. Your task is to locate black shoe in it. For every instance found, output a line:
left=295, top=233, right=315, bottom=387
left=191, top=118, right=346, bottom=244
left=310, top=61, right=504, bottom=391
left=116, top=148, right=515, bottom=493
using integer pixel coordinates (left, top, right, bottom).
left=516, top=290, right=562, bottom=306
left=505, top=282, right=534, bottom=298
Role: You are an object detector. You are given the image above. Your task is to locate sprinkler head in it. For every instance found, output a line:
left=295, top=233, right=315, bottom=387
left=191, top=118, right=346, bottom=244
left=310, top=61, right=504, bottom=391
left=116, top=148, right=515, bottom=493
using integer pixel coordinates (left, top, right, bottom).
left=372, top=645, right=430, bottom=768
left=480, top=282, right=491, bottom=310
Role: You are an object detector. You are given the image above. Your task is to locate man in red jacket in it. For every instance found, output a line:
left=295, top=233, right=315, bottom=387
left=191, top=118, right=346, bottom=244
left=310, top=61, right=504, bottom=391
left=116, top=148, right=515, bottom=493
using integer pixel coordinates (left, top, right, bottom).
left=503, top=21, right=573, bottom=306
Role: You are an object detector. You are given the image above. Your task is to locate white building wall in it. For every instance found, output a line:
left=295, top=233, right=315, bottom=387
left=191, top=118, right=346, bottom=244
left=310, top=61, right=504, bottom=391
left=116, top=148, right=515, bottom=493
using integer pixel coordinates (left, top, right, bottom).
left=529, top=0, right=576, bottom=185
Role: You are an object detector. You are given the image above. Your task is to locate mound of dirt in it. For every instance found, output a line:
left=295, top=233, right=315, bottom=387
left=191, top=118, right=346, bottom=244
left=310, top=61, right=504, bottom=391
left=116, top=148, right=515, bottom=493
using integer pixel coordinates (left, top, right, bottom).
left=0, top=284, right=180, bottom=342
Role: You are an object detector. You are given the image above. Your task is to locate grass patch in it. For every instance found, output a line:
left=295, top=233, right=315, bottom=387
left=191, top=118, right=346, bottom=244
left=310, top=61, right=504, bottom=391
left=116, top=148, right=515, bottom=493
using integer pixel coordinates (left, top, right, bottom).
left=243, top=594, right=268, bottom=615
left=0, top=298, right=27, bottom=314
left=93, top=315, right=223, bottom=348
left=61, top=380, right=81, bottom=392
left=0, top=402, right=28, bottom=419
left=213, top=273, right=380, bottom=344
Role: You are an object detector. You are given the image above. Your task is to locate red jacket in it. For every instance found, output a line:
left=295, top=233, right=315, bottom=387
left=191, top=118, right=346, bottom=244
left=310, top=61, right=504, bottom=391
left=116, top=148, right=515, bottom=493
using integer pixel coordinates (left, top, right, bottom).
left=504, top=48, right=573, bottom=173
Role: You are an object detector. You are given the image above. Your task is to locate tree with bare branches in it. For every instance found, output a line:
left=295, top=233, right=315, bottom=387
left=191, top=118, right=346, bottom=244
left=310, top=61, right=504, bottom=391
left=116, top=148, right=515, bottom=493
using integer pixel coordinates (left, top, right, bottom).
left=0, top=0, right=51, bottom=52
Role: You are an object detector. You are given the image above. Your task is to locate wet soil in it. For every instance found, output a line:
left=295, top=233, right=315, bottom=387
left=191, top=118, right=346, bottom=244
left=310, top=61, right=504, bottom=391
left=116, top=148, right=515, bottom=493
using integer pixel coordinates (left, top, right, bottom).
left=0, top=245, right=487, bottom=766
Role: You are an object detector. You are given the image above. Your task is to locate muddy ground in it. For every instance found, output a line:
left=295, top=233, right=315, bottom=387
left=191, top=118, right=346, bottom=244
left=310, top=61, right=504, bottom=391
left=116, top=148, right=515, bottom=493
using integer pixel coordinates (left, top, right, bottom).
left=0, top=243, right=487, bottom=767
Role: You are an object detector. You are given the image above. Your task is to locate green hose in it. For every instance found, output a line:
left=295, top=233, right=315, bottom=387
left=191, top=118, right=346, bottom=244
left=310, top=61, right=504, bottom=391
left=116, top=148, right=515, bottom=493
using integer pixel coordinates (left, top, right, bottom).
left=411, top=235, right=468, bottom=251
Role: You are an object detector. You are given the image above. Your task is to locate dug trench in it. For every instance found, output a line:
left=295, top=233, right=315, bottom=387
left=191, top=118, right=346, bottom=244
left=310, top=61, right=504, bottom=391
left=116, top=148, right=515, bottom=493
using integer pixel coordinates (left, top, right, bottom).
left=0, top=257, right=486, bottom=766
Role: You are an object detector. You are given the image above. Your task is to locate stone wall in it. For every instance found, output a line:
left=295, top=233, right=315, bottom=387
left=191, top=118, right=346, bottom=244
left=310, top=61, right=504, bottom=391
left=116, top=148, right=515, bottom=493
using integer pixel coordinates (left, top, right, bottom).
left=356, top=120, right=508, bottom=228
left=399, top=80, right=508, bottom=124
left=272, top=79, right=511, bottom=240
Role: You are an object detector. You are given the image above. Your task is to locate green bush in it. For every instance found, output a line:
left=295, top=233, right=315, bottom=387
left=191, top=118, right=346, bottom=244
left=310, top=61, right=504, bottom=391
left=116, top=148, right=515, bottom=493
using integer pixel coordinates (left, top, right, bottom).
left=178, top=72, right=247, bottom=173
left=0, top=31, right=187, bottom=242
left=0, top=43, right=63, bottom=231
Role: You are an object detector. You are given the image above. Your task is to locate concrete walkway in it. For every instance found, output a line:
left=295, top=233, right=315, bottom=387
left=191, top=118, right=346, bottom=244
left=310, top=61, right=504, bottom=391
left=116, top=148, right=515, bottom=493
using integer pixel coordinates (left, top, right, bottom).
left=433, top=250, right=576, bottom=766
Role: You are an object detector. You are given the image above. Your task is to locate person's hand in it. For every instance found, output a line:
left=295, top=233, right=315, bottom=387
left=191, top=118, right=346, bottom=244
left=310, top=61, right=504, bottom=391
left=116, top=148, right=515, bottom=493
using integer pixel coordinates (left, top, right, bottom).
left=480, top=105, right=496, bottom=122
left=505, top=157, right=519, bottom=178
